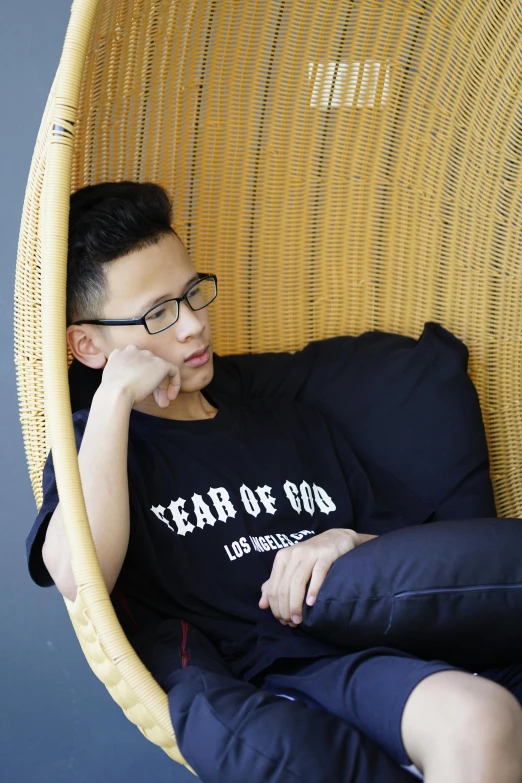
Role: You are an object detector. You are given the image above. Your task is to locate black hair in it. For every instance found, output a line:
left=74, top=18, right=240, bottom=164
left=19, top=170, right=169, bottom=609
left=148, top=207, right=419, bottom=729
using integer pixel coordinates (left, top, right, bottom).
left=66, top=180, right=178, bottom=326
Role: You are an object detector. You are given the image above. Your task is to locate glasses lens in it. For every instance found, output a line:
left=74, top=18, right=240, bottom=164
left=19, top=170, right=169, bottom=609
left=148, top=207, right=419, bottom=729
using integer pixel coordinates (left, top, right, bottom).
left=145, top=300, right=178, bottom=334
left=187, top=277, right=217, bottom=311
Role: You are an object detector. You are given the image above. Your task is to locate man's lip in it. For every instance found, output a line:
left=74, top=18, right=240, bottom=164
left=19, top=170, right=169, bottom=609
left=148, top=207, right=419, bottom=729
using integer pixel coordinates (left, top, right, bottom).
left=185, top=344, right=210, bottom=361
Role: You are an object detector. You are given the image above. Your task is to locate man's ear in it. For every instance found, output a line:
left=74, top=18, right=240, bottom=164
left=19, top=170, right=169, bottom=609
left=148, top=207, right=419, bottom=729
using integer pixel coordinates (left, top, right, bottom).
left=66, top=325, right=108, bottom=370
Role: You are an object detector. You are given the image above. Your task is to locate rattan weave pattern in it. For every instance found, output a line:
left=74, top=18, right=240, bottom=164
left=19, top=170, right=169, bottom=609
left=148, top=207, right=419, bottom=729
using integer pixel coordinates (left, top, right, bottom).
left=66, top=593, right=189, bottom=765
left=14, top=0, right=522, bottom=770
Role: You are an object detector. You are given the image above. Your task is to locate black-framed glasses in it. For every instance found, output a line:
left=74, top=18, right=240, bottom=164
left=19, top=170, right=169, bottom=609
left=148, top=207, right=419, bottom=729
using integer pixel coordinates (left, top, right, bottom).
left=72, top=273, right=218, bottom=335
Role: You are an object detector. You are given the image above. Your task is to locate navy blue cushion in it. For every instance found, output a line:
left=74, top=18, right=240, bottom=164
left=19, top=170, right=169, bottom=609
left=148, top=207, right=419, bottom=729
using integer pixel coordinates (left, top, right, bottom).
left=300, top=518, right=522, bottom=671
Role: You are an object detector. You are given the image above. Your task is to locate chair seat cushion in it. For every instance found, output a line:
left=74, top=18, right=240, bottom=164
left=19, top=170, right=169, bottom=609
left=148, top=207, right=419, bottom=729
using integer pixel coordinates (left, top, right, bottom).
left=300, top=518, right=522, bottom=671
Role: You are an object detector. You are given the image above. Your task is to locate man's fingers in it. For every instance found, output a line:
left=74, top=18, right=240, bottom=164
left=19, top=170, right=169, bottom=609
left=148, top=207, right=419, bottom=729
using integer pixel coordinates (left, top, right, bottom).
left=260, top=547, right=333, bottom=625
left=276, top=569, right=293, bottom=623
left=273, top=557, right=309, bottom=624
left=263, top=552, right=315, bottom=624
left=154, top=377, right=167, bottom=406
left=288, top=562, right=315, bottom=624
left=275, top=555, right=306, bottom=623
left=288, top=568, right=310, bottom=625
left=260, top=607, right=291, bottom=625
left=260, top=533, right=350, bottom=626
left=263, top=554, right=287, bottom=620
left=154, top=368, right=181, bottom=407
left=168, top=368, right=181, bottom=399
left=157, top=387, right=166, bottom=406
left=306, top=559, right=332, bottom=607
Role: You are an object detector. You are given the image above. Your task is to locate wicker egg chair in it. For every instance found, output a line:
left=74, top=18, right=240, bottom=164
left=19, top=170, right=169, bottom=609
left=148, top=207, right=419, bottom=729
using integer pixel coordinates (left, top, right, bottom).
left=14, top=0, right=522, bottom=772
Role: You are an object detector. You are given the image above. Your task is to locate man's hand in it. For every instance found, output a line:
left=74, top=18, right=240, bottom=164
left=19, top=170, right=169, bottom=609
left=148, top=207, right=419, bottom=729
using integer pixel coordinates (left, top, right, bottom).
left=258, top=528, right=377, bottom=627
left=102, top=344, right=181, bottom=409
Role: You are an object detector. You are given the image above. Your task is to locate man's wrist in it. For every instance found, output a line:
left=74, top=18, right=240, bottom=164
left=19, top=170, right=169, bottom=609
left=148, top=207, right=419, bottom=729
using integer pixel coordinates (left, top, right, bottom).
left=355, top=531, right=379, bottom=545
left=94, top=381, right=134, bottom=411
left=333, top=528, right=379, bottom=547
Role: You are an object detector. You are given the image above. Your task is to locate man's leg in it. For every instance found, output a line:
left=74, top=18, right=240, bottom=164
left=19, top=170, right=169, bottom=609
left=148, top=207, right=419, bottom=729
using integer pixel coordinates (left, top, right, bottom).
left=169, top=665, right=419, bottom=783
left=261, top=648, right=522, bottom=782
left=132, top=620, right=416, bottom=783
left=401, top=669, right=522, bottom=783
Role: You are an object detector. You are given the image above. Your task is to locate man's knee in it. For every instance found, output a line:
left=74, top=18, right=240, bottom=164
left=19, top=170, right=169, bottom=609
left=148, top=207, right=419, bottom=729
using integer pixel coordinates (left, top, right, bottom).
left=401, top=669, right=522, bottom=775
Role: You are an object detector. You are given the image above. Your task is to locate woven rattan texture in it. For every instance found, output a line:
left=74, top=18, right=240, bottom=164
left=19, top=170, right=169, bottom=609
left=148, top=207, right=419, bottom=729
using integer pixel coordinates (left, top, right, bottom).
left=17, top=0, right=522, bottom=518
left=66, top=592, right=191, bottom=766
left=13, top=0, right=522, bottom=771
left=15, top=75, right=57, bottom=501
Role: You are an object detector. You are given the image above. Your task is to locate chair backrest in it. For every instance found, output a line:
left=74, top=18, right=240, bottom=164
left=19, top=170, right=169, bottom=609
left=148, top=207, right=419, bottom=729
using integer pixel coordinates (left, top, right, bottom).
left=15, top=1, right=522, bottom=513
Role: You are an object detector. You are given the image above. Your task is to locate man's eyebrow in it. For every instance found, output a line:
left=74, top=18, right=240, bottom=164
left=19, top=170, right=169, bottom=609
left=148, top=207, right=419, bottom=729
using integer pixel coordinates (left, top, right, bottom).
left=142, top=273, right=201, bottom=311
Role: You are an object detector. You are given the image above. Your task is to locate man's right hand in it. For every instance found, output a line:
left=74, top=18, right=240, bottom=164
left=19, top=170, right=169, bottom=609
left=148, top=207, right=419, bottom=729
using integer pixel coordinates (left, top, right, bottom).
left=101, top=344, right=181, bottom=408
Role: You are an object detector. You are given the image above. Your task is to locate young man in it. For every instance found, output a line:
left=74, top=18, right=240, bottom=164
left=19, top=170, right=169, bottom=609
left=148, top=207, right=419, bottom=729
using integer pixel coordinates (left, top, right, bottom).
left=27, top=181, right=522, bottom=783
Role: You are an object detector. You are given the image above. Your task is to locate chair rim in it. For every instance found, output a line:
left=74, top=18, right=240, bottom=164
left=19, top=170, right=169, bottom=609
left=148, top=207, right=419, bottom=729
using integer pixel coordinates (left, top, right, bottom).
left=26, top=0, right=189, bottom=768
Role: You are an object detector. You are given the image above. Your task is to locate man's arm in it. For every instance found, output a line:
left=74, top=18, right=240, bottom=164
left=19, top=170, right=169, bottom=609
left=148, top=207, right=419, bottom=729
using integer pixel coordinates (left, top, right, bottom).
left=42, top=383, right=133, bottom=602
left=41, top=343, right=181, bottom=602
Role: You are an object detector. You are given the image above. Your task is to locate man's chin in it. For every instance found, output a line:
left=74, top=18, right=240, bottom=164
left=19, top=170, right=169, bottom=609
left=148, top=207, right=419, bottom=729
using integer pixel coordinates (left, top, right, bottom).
left=180, top=357, right=214, bottom=393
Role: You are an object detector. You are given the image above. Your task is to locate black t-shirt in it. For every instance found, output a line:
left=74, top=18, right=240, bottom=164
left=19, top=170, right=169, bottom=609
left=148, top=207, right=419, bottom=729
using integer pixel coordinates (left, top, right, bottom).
left=26, top=396, right=412, bottom=681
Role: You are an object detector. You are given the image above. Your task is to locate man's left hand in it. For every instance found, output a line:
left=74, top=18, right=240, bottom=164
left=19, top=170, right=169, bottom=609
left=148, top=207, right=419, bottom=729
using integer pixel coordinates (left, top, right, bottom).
left=258, top=528, right=377, bottom=627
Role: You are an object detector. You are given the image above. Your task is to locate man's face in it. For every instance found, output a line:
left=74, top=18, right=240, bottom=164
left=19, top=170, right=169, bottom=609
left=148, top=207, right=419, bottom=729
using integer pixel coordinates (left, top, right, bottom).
left=78, top=232, right=215, bottom=393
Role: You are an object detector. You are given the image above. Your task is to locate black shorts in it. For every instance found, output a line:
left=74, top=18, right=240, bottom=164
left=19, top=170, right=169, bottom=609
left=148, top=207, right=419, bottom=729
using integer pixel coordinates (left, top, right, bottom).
left=131, top=619, right=522, bottom=782
left=259, top=650, right=522, bottom=779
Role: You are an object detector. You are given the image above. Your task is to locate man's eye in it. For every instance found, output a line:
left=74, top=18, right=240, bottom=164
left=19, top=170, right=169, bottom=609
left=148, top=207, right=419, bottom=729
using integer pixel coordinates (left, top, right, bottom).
left=149, top=308, right=165, bottom=319
left=188, top=286, right=201, bottom=299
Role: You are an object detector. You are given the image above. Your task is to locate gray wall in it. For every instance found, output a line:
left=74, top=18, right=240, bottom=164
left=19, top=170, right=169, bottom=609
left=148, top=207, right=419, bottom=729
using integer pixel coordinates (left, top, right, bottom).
left=0, top=3, right=193, bottom=781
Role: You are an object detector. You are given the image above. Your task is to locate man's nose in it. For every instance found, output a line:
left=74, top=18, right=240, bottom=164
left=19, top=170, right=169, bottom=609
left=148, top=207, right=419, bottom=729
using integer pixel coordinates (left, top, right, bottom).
left=174, top=300, right=205, bottom=339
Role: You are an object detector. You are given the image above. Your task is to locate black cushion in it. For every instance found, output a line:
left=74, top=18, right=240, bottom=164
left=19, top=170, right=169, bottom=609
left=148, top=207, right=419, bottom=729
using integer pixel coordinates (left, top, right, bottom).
left=300, top=518, right=522, bottom=671
left=206, top=322, right=496, bottom=521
